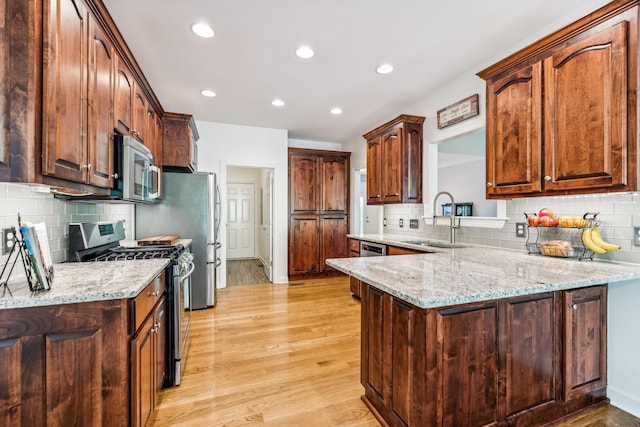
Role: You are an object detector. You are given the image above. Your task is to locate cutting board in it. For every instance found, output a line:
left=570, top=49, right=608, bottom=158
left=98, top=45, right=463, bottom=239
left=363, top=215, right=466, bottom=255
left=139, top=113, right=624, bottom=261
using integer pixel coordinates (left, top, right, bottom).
left=137, top=235, right=181, bottom=246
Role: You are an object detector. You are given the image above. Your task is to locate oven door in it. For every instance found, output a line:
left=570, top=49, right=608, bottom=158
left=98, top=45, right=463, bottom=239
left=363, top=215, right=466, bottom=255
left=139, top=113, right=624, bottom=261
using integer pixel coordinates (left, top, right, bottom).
left=174, top=254, right=195, bottom=386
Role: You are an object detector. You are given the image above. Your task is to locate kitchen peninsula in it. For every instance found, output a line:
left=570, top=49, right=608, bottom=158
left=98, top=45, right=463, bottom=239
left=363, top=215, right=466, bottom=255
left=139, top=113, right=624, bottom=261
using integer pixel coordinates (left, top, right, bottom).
left=327, top=244, right=640, bottom=426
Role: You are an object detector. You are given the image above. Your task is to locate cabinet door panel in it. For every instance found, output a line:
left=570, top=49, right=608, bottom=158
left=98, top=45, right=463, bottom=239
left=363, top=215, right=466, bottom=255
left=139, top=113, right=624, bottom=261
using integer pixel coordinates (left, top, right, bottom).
left=0, top=0, right=9, bottom=181
left=366, top=287, right=390, bottom=401
left=42, top=0, right=88, bottom=182
left=382, top=128, right=402, bottom=203
left=321, top=156, right=348, bottom=213
left=114, top=54, right=133, bottom=135
left=133, top=87, right=147, bottom=143
left=404, top=127, right=422, bottom=203
left=155, top=297, right=167, bottom=392
left=564, top=286, right=607, bottom=400
left=132, top=315, right=155, bottom=427
left=437, top=303, right=498, bottom=426
left=366, top=137, right=382, bottom=204
left=544, top=22, right=628, bottom=191
left=288, top=216, right=320, bottom=275
left=320, top=216, right=347, bottom=271
left=486, top=63, right=542, bottom=197
left=289, top=154, right=319, bottom=213
left=87, top=16, right=113, bottom=188
left=391, top=299, right=414, bottom=425
left=501, top=293, right=560, bottom=417
left=46, top=329, right=102, bottom=425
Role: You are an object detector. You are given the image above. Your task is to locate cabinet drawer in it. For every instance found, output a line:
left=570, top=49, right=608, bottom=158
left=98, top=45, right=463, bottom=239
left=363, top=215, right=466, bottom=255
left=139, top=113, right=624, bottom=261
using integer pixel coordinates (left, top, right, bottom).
left=348, top=238, right=360, bottom=254
left=131, top=272, right=166, bottom=333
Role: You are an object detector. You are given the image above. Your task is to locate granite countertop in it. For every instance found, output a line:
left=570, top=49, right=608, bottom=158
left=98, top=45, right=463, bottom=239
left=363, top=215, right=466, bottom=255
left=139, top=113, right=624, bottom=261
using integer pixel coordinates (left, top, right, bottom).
left=329, top=235, right=640, bottom=309
left=0, top=259, right=170, bottom=310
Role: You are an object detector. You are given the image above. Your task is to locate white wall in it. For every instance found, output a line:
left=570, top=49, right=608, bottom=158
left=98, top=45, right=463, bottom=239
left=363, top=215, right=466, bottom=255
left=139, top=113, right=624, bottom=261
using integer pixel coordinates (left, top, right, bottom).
left=195, top=121, right=289, bottom=285
left=608, top=279, right=640, bottom=417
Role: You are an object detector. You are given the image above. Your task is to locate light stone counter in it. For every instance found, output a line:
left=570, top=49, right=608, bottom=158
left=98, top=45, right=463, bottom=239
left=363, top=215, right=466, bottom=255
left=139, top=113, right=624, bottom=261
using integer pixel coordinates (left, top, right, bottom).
left=0, top=259, right=169, bottom=310
left=328, top=242, right=640, bottom=309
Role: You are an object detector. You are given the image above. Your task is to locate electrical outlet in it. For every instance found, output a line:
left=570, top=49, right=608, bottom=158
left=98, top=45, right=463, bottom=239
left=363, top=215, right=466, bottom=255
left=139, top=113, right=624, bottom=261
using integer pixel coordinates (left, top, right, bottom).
left=409, top=219, right=419, bottom=229
left=383, top=218, right=387, bottom=227
left=634, top=226, right=640, bottom=246
left=399, top=219, right=404, bottom=228
left=3, top=228, right=15, bottom=254
left=515, top=222, right=527, bottom=238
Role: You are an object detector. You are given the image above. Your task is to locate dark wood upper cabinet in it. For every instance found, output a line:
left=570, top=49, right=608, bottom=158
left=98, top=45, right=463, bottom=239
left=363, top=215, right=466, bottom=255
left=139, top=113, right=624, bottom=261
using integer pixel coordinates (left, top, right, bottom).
left=3, top=0, right=176, bottom=191
left=87, top=13, right=115, bottom=188
left=114, top=52, right=134, bottom=136
left=486, top=62, right=543, bottom=197
left=364, top=115, right=425, bottom=205
left=42, top=0, right=115, bottom=189
left=162, top=112, right=199, bottom=172
left=288, top=148, right=350, bottom=279
left=543, top=22, right=629, bottom=192
left=42, top=0, right=89, bottom=184
left=479, top=2, right=638, bottom=198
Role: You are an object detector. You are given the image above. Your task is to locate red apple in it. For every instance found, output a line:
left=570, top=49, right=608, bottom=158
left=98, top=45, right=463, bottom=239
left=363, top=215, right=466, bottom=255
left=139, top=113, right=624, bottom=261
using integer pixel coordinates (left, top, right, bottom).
left=538, top=208, right=554, bottom=218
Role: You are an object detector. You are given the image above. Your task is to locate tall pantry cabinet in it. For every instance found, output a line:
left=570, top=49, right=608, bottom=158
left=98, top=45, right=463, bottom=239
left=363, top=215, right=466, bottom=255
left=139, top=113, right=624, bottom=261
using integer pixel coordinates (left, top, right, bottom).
left=288, top=148, right=351, bottom=279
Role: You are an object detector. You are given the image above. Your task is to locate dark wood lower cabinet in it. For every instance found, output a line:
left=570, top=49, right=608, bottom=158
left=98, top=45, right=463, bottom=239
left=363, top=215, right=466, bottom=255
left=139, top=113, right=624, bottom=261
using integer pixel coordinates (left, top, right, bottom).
left=132, top=296, right=166, bottom=427
left=360, top=282, right=608, bottom=427
left=0, top=299, right=129, bottom=426
left=0, top=271, right=167, bottom=427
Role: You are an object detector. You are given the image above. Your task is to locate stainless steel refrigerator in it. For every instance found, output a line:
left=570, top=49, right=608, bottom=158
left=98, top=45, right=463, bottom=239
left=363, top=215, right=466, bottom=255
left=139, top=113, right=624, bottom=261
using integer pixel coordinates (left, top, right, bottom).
left=135, top=172, right=221, bottom=309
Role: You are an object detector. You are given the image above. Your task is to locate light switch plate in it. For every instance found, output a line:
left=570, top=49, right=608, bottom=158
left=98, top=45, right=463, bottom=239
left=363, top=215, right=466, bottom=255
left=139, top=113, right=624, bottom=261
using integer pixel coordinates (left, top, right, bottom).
left=634, top=226, right=640, bottom=246
left=399, top=219, right=404, bottom=228
left=409, top=219, right=419, bottom=229
left=515, top=222, right=527, bottom=238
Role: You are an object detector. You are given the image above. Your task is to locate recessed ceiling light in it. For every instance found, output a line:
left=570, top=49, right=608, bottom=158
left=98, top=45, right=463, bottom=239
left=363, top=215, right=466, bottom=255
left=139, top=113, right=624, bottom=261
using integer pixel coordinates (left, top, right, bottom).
left=376, top=63, right=394, bottom=75
left=191, top=22, right=215, bottom=38
left=296, top=46, right=315, bottom=59
left=330, top=107, right=342, bottom=115
left=201, top=89, right=216, bottom=97
left=272, top=99, right=285, bottom=107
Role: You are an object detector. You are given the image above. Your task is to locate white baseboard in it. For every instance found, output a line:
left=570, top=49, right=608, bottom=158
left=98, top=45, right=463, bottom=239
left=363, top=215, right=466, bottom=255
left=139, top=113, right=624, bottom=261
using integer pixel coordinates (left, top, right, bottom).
left=608, top=386, right=640, bottom=417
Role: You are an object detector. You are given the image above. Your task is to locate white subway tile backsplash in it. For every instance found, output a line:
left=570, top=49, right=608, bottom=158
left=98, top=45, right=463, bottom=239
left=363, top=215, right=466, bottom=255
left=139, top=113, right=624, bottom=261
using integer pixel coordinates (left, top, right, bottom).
left=0, top=183, right=134, bottom=265
left=382, top=192, right=640, bottom=264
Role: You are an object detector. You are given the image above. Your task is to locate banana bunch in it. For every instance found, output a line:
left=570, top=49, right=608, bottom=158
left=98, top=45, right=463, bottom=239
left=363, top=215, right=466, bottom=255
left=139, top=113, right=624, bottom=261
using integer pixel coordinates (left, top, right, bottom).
left=581, top=225, right=620, bottom=254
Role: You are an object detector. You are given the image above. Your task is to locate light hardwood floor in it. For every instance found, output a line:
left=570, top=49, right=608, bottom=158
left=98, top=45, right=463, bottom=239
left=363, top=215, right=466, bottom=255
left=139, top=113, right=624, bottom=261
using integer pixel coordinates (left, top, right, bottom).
left=227, top=259, right=269, bottom=285
left=150, top=277, right=639, bottom=427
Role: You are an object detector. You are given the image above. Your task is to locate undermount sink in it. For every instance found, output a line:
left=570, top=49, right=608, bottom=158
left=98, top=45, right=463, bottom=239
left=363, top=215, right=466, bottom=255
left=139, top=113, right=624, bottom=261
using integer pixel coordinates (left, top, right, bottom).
left=402, top=240, right=468, bottom=249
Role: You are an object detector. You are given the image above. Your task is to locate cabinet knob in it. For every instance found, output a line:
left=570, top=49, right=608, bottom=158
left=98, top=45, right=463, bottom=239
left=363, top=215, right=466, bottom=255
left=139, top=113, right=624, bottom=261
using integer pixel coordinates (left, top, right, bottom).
left=487, top=182, right=493, bottom=187
left=150, top=290, right=160, bottom=297
left=571, top=304, right=577, bottom=310
left=544, top=175, right=552, bottom=182
left=84, top=164, right=92, bottom=171
left=111, top=173, right=119, bottom=180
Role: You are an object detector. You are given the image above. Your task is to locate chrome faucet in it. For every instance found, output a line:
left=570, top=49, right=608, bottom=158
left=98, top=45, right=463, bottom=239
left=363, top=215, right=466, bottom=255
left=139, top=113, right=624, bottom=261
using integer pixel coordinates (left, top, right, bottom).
left=432, top=191, right=459, bottom=243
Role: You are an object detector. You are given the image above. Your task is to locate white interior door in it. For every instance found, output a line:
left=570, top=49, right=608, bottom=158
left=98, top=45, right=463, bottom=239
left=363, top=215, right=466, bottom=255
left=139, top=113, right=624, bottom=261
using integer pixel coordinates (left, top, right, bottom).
left=227, top=183, right=255, bottom=259
left=262, top=171, right=273, bottom=281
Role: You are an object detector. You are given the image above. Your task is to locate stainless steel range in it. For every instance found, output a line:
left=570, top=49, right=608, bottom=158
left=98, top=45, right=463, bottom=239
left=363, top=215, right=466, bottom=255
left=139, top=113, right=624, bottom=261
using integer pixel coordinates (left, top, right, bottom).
left=68, top=220, right=193, bottom=386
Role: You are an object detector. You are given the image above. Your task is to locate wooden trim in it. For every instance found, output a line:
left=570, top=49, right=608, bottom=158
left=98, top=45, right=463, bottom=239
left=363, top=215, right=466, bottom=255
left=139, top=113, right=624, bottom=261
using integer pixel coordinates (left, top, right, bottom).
left=363, top=114, right=425, bottom=139
left=87, top=0, right=164, bottom=115
left=477, top=0, right=640, bottom=79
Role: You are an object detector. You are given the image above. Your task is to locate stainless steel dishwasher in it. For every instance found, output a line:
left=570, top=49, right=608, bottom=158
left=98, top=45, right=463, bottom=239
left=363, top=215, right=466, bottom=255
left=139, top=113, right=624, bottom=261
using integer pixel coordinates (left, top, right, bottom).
left=360, top=241, right=387, bottom=256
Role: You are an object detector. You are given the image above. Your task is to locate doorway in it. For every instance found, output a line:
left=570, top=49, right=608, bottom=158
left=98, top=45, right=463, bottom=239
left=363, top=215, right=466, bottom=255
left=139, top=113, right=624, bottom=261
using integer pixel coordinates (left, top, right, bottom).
left=225, top=166, right=273, bottom=285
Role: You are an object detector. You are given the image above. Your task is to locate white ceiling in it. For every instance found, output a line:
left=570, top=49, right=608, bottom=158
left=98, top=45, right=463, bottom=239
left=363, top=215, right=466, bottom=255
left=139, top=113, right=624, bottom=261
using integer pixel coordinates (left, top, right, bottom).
left=103, top=0, right=611, bottom=143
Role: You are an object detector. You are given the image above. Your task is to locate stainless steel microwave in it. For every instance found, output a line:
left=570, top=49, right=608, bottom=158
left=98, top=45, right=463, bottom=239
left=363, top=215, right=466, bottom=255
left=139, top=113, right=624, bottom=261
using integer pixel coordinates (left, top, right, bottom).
left=51, top=134, right=160, bottom=204
left=113, top=134, right=160, bottom=203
